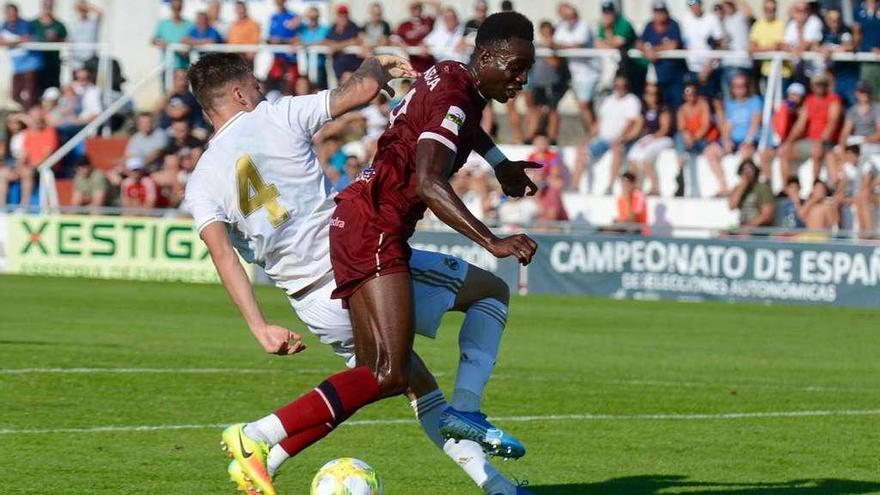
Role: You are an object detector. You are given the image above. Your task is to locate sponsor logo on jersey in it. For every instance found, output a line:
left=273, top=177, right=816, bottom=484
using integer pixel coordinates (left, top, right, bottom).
left=444, top=257, right=460, bottom=271
left=442, top=106, right=466, bottom=135
left=329, top=217, right=346, bottom=229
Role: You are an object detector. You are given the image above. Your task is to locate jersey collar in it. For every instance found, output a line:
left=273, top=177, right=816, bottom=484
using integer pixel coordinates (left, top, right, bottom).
left=210, top=111, right=245, bottom=143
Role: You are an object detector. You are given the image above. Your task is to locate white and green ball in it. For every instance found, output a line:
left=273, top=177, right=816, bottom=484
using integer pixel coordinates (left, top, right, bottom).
left=310, top=458, right=383, bottom=495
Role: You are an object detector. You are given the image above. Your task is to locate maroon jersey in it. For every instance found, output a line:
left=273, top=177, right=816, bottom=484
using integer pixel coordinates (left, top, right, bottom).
left=336, top=61, right=487, bottom=239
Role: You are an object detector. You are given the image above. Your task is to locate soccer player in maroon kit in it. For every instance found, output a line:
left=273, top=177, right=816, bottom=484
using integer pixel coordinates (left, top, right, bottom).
left=329, top=11, right=540, bottom=464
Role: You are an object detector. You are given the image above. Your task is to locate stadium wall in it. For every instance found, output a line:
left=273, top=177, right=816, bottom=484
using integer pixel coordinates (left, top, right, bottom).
left=1, top=213, right=877, bottom=307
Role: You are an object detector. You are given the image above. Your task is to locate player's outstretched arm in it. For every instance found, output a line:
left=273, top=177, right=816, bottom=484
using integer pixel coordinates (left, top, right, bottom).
left=200, top=222, right=306, bottom=356
left=415, top=140, right=537, bottom=265
left=328, top=55, right=417, bottom=118
left=473, top=127, right=541, bottom=198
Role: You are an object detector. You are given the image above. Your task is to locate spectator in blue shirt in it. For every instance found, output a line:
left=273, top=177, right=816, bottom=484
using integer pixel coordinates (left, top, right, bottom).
left=183, top=11, right=223, bottom=48
left=325, top=4, right=363, bottom=81
left=855, top=0, right=880, bottom=99
left=1, top=3, right=43, bottom=109
left=705, top=73, right=762, bottom=166
left=296, top=6, right=331, bottom=89
left=267, top=0, right=300, bottom=93
left=638, top=1, right=686, bottom=109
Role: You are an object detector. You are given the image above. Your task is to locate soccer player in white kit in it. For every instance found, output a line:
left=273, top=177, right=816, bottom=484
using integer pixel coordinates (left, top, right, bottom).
left=183, top=53, right=528, bottom=495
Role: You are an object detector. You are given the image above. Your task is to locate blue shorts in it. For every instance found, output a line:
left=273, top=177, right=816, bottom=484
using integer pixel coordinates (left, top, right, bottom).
left=675, top=133, right=711, bottom=156
left=587, top=138, right=633, bottom=160
left=588, top=137, right=611, bottom=159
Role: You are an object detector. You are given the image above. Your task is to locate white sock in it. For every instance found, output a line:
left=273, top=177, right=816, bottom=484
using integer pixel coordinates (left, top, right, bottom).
left=266, top=444, right=289, bottom=477
left=243, top=414, right=286, bottom=446
left=443, top=439, right=516, bottom=495
left=412, top=389, right=514, bottom=494
left=451, top=297, right=507, bottom=412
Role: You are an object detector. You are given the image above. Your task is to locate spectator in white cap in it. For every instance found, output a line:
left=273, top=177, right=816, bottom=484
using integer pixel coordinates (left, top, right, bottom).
left=758, top=81, right=806, bottom=181
left=121, top=156, right=159, bottom=211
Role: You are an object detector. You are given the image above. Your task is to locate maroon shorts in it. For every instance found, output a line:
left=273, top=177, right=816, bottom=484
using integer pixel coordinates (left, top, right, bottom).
left=329, top=199, right=410, bottom=302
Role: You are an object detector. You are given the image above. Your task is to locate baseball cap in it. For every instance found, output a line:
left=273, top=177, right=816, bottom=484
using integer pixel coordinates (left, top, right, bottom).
left=601, top=1, right=616, bottom=12
left=652, top=0, right=668, bottom=10
left=336, top=4, right=349, bottom=15
left=856, top=80, right=873, bottom=94
left=787, top=82, right=806, bottom=96
left=41, top=87, right=61, bottom=101
left=126, top=156, right=145, bottom=171
left=686, top=0, right=702, bottom=5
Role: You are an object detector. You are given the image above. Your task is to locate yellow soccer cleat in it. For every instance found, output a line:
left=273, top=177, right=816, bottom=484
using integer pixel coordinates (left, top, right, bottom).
left=220, top=423, right=275, bottom=495
left=227, top=460, right=261, bottom=495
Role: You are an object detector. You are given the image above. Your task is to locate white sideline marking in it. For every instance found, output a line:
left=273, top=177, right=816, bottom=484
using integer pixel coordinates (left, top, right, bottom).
left=1, top=409, right=879, bottom=435
left=602, top=379, right=880, bottom=394
left=0, top=368, right=866, bottom=393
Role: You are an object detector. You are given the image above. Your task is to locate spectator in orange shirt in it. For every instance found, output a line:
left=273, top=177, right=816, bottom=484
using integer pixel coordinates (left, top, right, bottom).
left=614, top=172, right=648, bottom=233
left=0, top=107, right=58, bottom=209
left=227, top=0, right=261, bottom=67
left=778, top=72, right=843, bottom=182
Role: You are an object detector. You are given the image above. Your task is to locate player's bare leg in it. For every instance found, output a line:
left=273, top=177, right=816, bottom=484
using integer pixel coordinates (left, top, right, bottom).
left=349, top=272, right=416, bottom=398
left=439, top=265, right=526, bottom=460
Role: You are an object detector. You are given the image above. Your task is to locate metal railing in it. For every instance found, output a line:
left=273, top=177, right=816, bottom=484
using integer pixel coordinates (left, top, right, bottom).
left=4, top=41, right=880, bottom=234
left=0, top=41, right=115, bottom=118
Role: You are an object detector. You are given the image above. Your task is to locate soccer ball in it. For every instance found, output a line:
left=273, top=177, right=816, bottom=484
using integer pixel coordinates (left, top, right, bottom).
left=310, top=458, right=383, bottom=495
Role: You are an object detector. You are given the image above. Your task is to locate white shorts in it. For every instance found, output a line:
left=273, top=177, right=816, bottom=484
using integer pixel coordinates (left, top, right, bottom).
left=627, top=135, right=674, bottom=164
left=289, top=249, right=470, bottom=368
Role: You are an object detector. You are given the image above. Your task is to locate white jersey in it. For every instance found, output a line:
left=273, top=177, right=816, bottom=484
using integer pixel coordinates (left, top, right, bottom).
left=183, top=90, right=335, bottom=295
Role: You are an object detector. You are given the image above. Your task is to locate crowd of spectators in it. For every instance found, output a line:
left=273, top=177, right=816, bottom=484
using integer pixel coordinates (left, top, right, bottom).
left=2, top=0, right=880, bottom=235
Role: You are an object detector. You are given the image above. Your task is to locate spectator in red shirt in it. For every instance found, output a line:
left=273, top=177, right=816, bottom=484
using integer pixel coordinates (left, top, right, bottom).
left=759, top=81, right=805, bottom=181
left=534, top=166, right=568, bottom=223
left=614, top=172, right=648, bottom=233
left=527, top=135, right=569, bottom=188
left=0, top=107, right=58, bottom=209
left=121, top=157, right=158, bottom=211
left=778, top=72, right=843, bottom=182
left=394, top=1, right=438, bottom=73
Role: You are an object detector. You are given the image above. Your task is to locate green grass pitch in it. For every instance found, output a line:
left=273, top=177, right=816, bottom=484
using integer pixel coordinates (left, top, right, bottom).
left=1, top=274, right=879, bottom=494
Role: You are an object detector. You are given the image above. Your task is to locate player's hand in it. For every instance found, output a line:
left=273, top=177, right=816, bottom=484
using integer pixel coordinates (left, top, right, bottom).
left=495, top=160, right=542, bottom=197
left=374, top=55, right=418, bottom=96
left=488, top=234, right=538, bottom=265
left=254, top=324, right=307, bottom=356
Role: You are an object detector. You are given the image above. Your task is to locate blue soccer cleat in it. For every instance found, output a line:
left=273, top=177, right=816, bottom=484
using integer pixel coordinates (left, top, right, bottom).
left=438, top=407, right=526, bottom=459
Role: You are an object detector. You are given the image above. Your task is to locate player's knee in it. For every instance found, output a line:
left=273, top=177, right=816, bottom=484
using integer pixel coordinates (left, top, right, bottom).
left=491, top=275, right=510, bottom=306
left=375, top=367, right=409, bottom=397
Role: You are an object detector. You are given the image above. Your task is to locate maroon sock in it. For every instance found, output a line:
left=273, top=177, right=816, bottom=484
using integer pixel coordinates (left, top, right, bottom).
left=274, top=366, right=380, bottom=436
left=277, top=423, right=334, bottom=458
